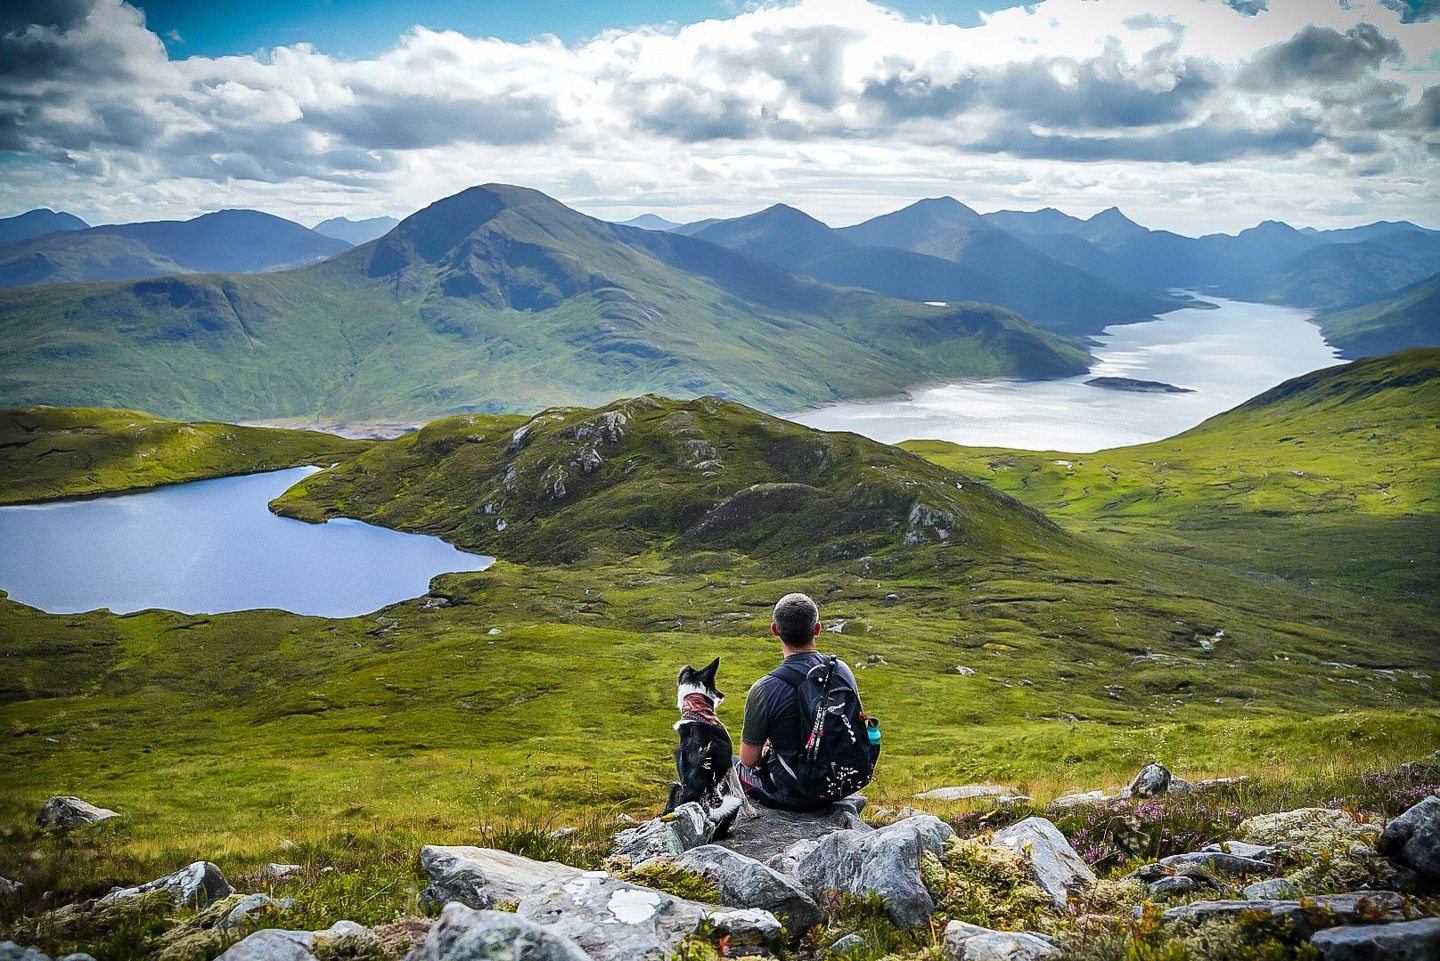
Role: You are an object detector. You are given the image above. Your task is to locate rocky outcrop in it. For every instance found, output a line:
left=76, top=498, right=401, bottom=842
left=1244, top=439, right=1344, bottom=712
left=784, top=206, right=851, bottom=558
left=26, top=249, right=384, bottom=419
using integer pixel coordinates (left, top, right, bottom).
left=35, top=797, right=119, bottom=828
left=612, top=803, right=713, bottom=866
left=796, top=814, right=954, bottom=928
left=708, top=908, right=784, bottom=951
left=216, top=921, right=373, bottom=961
left=1309, top=917, right=1440, bottom=961
left=405, top=903, right=589, bottom=961
left=676, top=844, right=823, bottom=935
left=1239, top=808, right=1380, bottom=849
left=1376, top=795, right=1440, bottom=881
left=991, top=817, right=1095, bottom=908
left=418, top=845, right=717, bottom=961
left=419, top=846, right=582, bottom=910
left=718, top=798, right=868, bottom=865
left=1130, top=851, right=1278, bottom=882
left=942, top=921, right=1060, bottom=961
left=99, top=862, right=233, bottom=908
left=1243, top=878, right=1300, bottom=900
left=914, top=785, right=1015, bottom=802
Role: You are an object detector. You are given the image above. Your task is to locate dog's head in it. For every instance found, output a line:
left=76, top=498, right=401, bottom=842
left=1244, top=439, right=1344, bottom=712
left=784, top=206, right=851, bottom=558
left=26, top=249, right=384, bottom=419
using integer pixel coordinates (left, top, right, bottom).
left=677, top=657, right=723, bottom=708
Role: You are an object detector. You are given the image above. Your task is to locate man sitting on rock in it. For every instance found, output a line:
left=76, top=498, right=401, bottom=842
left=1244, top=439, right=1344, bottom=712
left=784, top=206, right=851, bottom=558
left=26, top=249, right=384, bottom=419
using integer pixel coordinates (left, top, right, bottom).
left=736, top=592, right=879, bottom=810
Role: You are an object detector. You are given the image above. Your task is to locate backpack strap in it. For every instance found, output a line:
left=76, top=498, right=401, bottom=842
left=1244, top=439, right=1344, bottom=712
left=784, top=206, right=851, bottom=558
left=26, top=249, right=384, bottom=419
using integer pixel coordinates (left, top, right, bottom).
left=767, top=660, right=812, bottom=690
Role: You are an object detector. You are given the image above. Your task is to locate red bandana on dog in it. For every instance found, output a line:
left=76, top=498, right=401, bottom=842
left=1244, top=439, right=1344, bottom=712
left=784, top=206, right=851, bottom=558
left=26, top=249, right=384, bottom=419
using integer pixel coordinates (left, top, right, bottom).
left=679, top=692, right=719, bottom=726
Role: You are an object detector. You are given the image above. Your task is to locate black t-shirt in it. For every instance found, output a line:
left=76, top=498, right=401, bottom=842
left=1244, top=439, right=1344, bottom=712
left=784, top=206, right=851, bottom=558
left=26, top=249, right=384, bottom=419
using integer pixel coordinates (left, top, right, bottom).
left=741, top=651, right=860, bottom=755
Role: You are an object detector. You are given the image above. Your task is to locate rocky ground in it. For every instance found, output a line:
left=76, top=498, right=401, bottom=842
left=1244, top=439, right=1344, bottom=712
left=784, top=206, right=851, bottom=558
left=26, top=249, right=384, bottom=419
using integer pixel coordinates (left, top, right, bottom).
left=2, top=757, right=1438, bottom=961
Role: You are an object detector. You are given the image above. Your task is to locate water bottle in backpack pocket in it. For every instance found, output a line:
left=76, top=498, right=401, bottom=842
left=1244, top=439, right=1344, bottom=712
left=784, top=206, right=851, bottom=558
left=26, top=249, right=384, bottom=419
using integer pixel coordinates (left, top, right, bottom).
left=766, top=656, right=878, bottom=806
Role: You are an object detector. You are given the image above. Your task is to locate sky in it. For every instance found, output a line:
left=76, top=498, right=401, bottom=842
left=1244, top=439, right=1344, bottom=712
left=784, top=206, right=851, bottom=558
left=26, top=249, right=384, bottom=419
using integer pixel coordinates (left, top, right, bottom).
left=1, top=0, right=1438, bottom=235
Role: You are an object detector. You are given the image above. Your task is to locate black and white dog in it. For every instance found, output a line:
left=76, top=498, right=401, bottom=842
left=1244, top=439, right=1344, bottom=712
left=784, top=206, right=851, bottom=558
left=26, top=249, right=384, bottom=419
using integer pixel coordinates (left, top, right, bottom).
left=665, top=657, right=749, bottom=838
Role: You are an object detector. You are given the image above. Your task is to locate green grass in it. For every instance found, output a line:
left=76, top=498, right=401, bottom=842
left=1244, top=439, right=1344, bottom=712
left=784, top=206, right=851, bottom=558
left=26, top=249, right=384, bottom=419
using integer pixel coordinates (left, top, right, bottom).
left=0, top=407, right=373, bottom=505
left=2, top=353, right=1438, bottom=958
left=0, top=185, right=1087, bottom=425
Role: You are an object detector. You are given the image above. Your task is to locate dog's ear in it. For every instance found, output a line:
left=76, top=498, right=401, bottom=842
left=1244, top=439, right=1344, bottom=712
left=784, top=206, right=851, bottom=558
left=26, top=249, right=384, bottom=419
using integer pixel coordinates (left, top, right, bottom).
left=698, top=657, right=720, bottom=687
left=677, top=664, right=696, bottom=685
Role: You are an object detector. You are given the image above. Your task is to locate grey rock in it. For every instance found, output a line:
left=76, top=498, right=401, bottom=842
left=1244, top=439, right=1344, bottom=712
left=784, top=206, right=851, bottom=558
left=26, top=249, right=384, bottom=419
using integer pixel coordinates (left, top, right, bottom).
left=217, top=921, right=371, bottom=961
left=1376, top=794, right=1440, bottom=880
left=1126, top=763, right=1171, bottom=798
left=0, top=877, right=19, bottom=895
left=719, top=800, right=869, bottom=865
left=708, top=908, right=783, bottom=948
left=35, top=796, right=119, bottom=828
left=1167, top=776, right=1193, bottom=795
left=419, top=846, right=582, bottom=910
left=1200, top=840, right=1289, bottom=861
left=915, top=785, right=1015, bottom=802
left=1146, top=876, right=1202, bottom=900
left=515, top=871, right=712, bottom=961
left=404, top=902, right=589, bottom=961
left=1156, top=851, right=1278, bottom=878
left=99, top=861, right=233, bottom=908
left=58, top=955, right=97, bottom=961
left=1240, top=808, right=1380, bottom=849
left=796, top=814, right=953, bottom=928
left=1050, top=790, right=1110, bottom=809
left=1310, top=917, right=1440, bottom=961
left=1243, top=878, right=1299, bottom=900
left=943, top=921, right=1060, bottom=961
left=829, top=933, right=866, bottom=956
left=1190, top=776, right=1250, bottom=792
left=1157, top=890, right=1407, bottom=932
left=764, top=838, right=818, bottom=879
left=0, top=943, right=50, bottom=961
left=992, top=817, right=1096, bottom=909
left=677, top=844, right=822, bottom=935
left=260, top=863, right=301, bottom=880
left=613, top=803, right=713, bottom=866
left=219, top=893, right=295, bottom=932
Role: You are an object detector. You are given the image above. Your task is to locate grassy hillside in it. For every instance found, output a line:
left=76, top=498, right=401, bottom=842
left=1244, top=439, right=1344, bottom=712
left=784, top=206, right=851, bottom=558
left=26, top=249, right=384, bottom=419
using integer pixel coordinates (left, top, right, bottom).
left=1317, top=272, right=1440, bottom=357
left=0, top=185, right=1086, bottom=425
left=1, top=380, right=1438, bottom=956
left=0, top=406, right=372, bottom=504
left=904, top=350, right=1440, bottom=610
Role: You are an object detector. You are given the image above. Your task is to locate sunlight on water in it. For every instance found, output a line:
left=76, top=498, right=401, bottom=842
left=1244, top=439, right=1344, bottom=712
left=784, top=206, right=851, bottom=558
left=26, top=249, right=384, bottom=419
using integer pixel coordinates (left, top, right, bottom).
left=788, top=298, right=1343, bottom=452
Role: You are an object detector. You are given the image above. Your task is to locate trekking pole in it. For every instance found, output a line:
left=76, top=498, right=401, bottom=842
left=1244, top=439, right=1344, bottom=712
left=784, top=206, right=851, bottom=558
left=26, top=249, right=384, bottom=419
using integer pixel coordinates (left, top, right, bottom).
left=805, top=656, right=839, bottom=761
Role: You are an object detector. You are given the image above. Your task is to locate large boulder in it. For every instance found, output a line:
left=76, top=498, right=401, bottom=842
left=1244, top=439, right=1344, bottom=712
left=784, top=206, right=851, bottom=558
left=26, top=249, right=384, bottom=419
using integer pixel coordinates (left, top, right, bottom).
left=515, top=871, right=713, bottom=961
left=1125, top=763, right=1171, bottom=798
left=612, top=803, right=713, bottom=866
left=1376, top=795, right=1440, bottom=881
left=708, top=908, right=785, bottom=951
left=677, top=844, right=823, bottom=935
left=216, top=921, right=372, bottom=961
left=718, top=798, right=869, bottom=865
left=1129, top=851, right=1277, bottom=882
left=35, top=797, right=119, bottom=828
left=405, top=903, right=589, bottom=961
left=991, top=817, right=1096, bottom=909
left=99, top=862, right=233, bottom=908
left=1309, top=917, right=1440, bottom=961
left=419, top=846, right=582, bottom=910
left=915, top=785, right=1016, bottom=802
left=942, top=921, right=1060, bottom=961
left=418, top=845, right=717, bottom=961
left=796, top=814, right=954, bottom=929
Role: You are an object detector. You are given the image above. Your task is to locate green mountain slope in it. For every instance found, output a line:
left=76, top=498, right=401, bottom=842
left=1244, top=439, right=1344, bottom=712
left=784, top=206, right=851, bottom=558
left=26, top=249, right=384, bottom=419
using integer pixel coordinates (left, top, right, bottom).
left=0, top=210, right=351, bottom=288
left=904, top=349, right=1440, bottom=607
left=1227, top=231, right=1440, bottom=312
left=0, top=406, right=372, bottom=504
left=0, top=184, right=1087, bottom=424
left=1316, top=272, right=1440, bottom=357
left=695, top=202, right=1181, bottom=337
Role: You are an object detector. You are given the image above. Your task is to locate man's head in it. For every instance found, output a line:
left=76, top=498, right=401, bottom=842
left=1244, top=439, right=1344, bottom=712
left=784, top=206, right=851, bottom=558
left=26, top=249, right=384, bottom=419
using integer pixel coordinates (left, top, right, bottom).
left=772, top=592, right=821, bottom=651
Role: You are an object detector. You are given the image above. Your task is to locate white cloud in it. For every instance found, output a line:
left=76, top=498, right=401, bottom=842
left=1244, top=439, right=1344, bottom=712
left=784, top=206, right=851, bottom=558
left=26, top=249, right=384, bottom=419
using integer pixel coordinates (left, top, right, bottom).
left=0, top=0, right=1436, bottom=234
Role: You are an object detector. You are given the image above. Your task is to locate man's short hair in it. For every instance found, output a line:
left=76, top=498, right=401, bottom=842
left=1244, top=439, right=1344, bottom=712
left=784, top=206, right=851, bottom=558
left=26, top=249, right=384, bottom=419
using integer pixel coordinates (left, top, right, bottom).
left=773, top=592, right=819, bottom=646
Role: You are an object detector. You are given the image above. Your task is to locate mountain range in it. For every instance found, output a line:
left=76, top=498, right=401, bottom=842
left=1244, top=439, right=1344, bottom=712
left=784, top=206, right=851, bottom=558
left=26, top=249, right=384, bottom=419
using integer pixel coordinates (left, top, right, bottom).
left=314, top=215, right=400, bottom=245
left=0, top=184, right=1085, bottom=423
left=0, top=210, right=349, bottom=287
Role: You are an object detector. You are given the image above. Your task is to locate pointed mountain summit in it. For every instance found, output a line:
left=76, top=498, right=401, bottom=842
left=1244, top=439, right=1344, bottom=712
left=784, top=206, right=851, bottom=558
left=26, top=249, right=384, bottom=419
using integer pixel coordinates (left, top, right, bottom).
left=838, top=196, right=986, bottom=251
left=0, top=208, right=89, bottom=244
left=1081, top=207, right=1148, bottom=247
left=0, top=183, right=1086, bottom=422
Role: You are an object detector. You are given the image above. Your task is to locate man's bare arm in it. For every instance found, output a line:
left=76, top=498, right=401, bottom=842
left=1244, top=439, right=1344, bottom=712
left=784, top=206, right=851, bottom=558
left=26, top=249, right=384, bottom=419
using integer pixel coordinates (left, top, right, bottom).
left=739, top=741, right=764, bottom=768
